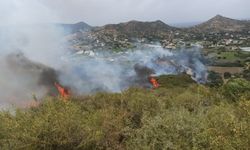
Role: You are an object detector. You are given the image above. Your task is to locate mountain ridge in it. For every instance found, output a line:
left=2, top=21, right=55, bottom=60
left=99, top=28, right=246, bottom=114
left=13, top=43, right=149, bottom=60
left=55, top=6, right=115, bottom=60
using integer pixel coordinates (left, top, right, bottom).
left=66, top=15, right=250, bottom=33
left=58, top=21, right=92, bottom=34
left=189, top=15, right=250, bottom=32
left=92, top=20, right=178, bottom=40
left=64, top=15, right=250, bottom=50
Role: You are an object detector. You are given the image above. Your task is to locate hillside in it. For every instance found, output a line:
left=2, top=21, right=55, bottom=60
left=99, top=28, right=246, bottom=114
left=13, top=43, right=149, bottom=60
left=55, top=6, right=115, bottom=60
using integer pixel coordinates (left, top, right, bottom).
left=93, top=20, right=177, bottom=40
left=189, top=15, right=250, bottom=32
left=64, top=15, right=250, bottom=35
left=59, top=22, right=92, bottom=34
left=64, top=15, right=250, bottom=50
left=0, top=75, right=250, bottom=149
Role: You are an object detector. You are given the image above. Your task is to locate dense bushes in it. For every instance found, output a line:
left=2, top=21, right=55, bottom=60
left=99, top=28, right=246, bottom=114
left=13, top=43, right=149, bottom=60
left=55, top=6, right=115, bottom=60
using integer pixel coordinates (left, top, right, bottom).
left=206, top=71, right=223, bottom=87
left=242, top=68, right=250, bottom=81
left=0, top=75, right=249, bottom=149
left=222, top=78, right=250, bottom=101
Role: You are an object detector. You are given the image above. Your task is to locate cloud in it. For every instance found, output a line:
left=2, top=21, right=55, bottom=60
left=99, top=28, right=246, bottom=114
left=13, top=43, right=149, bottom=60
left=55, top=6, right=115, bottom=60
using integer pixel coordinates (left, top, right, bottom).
left=0, top=0, right=59, bottom=25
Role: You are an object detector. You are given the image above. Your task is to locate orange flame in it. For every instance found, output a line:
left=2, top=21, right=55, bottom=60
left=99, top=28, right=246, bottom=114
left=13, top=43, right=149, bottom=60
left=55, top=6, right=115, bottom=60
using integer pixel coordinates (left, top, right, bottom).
left=54, top=82, right=70, bottom=99
left=149, top=76, right=160, bottom=89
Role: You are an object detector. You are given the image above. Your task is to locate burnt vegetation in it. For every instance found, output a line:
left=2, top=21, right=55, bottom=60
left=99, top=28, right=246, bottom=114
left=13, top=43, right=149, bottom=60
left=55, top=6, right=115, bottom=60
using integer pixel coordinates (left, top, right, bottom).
left=0, top=74, right=249, bottom=149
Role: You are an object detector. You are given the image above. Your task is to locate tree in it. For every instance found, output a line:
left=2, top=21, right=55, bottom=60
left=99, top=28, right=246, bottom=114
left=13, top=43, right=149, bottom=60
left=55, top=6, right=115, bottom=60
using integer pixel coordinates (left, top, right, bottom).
left=242, top=69, right=250, bottom=81
left=224, top=72, right=231, bottom=79
left=207, top=71, right=223, bottom=87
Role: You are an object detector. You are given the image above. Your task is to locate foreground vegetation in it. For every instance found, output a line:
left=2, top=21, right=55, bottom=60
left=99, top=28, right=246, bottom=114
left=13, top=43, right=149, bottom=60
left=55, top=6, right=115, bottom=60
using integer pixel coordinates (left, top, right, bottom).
left=0, top=75, right=250, bottom=149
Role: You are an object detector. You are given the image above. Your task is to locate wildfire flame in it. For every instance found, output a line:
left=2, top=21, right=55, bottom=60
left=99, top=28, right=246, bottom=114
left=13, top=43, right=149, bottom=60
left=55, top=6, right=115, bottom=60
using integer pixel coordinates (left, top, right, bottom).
left=54, top=82, right=70, bottom=100
left=149, top=76, right=160, bottom=89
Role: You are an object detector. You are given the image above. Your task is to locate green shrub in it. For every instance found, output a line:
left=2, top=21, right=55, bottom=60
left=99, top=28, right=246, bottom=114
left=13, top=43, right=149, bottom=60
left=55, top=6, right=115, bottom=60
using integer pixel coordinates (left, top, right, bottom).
left=196, top=103, right=250, bottom=149
left=0, top=76, right=249, bottom=149
left=126, top=108, right=205, bottom=150
left=126, top=102, right=250, bottom=150
left=157, top=74, right=195, bottom=88
left=207, top=71, right=223, bottom=87
left=224, top=72, right=232, bottom=79
left=222, top=78, right=250, bottom=101
left=242, top=69, right=250, bottom=81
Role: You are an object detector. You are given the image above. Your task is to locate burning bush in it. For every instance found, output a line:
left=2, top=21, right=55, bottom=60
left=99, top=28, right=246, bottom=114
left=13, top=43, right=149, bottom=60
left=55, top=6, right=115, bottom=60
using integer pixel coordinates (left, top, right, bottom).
left=0, top=78, right=249, bottom=149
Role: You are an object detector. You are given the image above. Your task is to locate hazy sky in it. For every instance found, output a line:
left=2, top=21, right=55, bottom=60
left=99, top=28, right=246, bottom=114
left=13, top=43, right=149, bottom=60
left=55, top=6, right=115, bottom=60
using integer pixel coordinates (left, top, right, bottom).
left=1, top=0, right=250, bottom=26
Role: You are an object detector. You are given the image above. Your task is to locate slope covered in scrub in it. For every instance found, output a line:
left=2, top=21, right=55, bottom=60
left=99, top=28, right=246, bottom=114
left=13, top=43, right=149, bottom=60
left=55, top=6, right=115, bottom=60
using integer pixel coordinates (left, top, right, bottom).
left=0, top=75, right=249, bottom=149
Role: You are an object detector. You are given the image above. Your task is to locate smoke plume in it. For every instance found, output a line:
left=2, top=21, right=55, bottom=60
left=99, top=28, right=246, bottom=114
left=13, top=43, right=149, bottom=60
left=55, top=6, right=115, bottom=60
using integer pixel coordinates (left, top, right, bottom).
left=0, top=0, right=207, bottom=109
left=59, top=47, right=207, bottom=95
left=0, top=0, right=66, bottom=108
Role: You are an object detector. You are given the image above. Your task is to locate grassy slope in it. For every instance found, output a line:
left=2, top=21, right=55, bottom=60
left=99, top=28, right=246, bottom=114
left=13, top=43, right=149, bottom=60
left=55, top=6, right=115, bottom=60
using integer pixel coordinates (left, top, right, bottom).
left=0, top=75, right=250, bottom=150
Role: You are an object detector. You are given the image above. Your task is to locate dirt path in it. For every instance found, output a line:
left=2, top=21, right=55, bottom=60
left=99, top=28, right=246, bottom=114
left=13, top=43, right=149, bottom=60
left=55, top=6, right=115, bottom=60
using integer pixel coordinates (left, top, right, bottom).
left=207, top=66, right=244, bottom=74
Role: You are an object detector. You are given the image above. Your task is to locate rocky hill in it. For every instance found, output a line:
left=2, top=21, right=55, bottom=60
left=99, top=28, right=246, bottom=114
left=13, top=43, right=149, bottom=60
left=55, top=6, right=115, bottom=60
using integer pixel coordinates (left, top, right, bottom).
left=64, top=15, right=250, bottom=50
left=92, top=20, right=178, bottom=41
left=189, top=15, right=250, bottom=33
left=59, top=22, right=92, bottom=34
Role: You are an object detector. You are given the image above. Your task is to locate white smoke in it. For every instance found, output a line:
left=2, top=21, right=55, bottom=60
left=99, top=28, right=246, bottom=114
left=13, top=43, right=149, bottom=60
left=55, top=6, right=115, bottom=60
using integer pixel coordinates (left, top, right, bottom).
left=0, top=0, right=66, bottom=64
left=59, top=46, right=207, bottom=94
left=0, top=0, right=207, bottom=109
left=0, top=0, right=66, bottom=108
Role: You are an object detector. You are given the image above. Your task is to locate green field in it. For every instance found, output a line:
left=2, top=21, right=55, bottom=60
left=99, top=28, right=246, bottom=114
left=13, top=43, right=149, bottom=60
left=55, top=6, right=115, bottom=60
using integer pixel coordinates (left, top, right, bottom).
left=204, top=48, right=250, bottom=67
left=218, top=52, right=238, bottom=60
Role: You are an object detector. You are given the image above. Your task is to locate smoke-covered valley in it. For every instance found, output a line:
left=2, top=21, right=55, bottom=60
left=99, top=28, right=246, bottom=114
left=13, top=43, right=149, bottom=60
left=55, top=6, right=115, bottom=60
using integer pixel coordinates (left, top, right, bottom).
left=0, top=42, right=207, bottom=108
left=0, top=0, right=207, bottom=108
left=1, top=1, right=250, bottom=149
left=61, top=46, right=207, bottom=94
